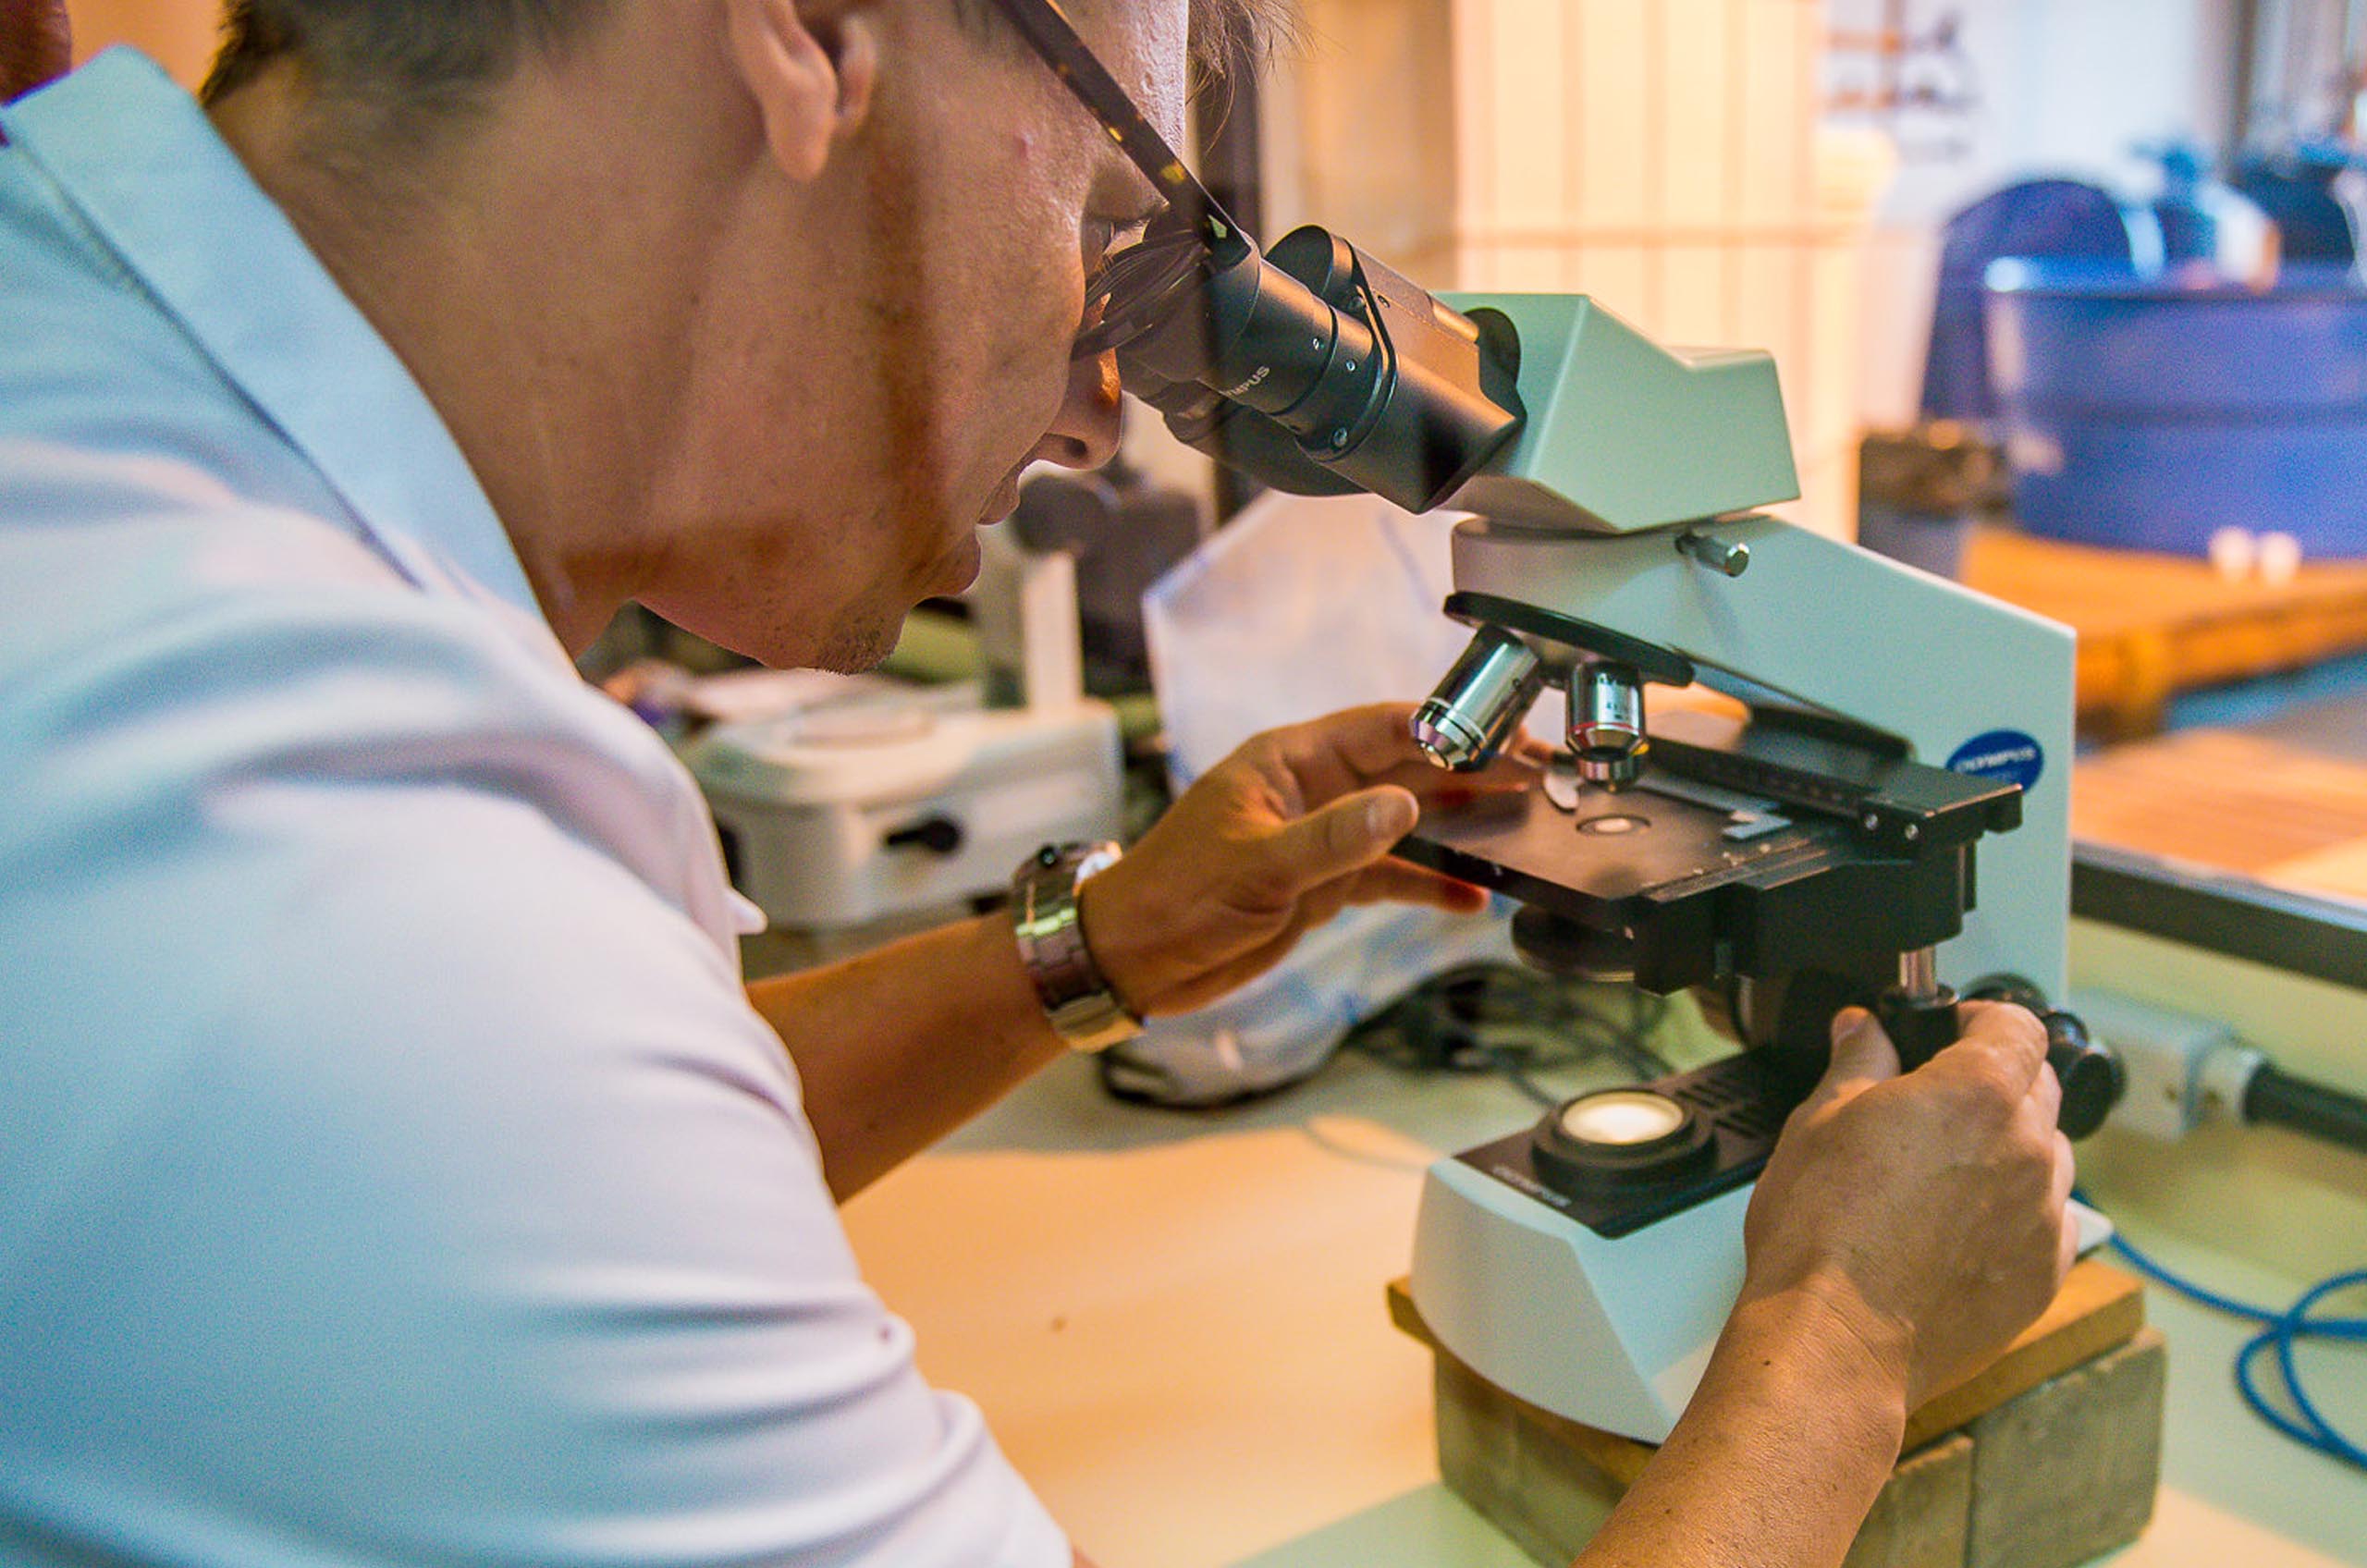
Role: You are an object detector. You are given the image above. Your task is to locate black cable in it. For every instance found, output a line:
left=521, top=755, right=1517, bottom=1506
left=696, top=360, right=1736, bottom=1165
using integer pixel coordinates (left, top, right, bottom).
left=2244, top=1064, right=2367, bottom=1158
left=1343, top=964, right=1675, bottom=1106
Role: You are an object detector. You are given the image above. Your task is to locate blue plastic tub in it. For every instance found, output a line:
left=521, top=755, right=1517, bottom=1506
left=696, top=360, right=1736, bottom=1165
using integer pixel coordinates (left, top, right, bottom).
left=1983, top=260, right=2367, bottom=558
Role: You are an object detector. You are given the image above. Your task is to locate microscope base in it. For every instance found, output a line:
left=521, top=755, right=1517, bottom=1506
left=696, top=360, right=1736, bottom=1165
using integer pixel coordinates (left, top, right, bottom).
left=1407, top=1153, right=1752, bottom=1443
left=1406, top=1130, right=2120, bottom=1445
left=1388, top=1264, right=2163, bottom=1568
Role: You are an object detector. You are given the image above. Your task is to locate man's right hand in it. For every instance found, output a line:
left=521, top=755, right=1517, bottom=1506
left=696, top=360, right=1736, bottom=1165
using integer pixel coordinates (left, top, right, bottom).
left=1738, top=1000, right=2079, bottom=1412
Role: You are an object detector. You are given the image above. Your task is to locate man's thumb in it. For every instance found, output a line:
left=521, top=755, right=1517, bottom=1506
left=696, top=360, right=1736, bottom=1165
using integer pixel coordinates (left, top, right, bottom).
left=1815, top=1006, right=1903, bottom=1103
left=1276, top=786, right=1417, bottom=888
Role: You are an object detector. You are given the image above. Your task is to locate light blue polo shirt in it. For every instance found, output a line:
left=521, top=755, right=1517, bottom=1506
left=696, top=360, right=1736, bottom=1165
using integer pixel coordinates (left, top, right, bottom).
left=0, top=50, right=1066, bottom=1568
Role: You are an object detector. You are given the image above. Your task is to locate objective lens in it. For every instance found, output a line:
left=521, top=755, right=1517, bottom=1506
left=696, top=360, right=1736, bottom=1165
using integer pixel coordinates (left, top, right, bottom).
left=1569, top=661, right=1647, bottom=789
left=1559, top=1090, right=1689, bottom=1147
left=1413, top=626, right=1545, bottom=771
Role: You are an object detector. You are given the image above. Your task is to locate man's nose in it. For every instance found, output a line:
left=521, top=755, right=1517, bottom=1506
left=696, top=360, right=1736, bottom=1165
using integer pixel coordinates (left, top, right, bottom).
left=1029, top=349, right=1124, bottom=471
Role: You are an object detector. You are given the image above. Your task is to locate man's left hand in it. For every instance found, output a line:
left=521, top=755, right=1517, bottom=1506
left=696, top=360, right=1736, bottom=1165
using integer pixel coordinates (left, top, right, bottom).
left=1076, top=704, right=1537, bottom=1018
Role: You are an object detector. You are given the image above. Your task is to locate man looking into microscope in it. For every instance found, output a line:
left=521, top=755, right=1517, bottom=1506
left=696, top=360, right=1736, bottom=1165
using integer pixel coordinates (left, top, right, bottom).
left=0, top=2, right=2074, bottom=1564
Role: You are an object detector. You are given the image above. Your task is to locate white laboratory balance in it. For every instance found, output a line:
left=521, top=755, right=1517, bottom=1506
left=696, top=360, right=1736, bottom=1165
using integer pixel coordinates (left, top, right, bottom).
left=689, top=536, right=1122, bottom=943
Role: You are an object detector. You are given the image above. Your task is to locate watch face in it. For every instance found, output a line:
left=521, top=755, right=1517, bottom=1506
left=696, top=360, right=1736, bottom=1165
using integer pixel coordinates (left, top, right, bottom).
left=1073, top=842, right=1123, bottom=881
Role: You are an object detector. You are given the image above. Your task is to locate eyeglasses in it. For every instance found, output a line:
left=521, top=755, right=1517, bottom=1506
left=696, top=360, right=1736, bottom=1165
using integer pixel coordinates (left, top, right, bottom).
left=981, top=0, right=1250, bottom=358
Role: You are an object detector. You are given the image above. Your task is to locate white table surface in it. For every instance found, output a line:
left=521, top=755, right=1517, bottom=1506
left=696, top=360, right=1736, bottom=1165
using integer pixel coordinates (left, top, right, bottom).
left=839, top=1047, right=2367, bottom=1568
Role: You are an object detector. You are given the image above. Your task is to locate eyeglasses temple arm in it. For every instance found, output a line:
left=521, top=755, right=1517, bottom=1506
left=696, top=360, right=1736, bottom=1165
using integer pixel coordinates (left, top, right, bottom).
left=983, top=0, right=1256, bottom=267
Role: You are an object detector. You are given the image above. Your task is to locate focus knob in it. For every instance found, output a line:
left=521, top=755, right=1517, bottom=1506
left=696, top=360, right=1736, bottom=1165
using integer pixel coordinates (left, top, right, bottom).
left=1933, top=977, right=2126, bottom=1141
left=2042, top=1010, right=2125, bottom=1141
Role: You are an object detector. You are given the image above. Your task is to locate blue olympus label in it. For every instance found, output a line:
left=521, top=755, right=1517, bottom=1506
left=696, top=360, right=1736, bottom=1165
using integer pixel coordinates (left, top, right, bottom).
left=1946, top=729, right=2046, bottom=791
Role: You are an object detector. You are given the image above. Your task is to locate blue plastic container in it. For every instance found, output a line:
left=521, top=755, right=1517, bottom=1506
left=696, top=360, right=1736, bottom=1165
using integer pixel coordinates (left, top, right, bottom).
left=1983, top=260, right=2367, bottom=558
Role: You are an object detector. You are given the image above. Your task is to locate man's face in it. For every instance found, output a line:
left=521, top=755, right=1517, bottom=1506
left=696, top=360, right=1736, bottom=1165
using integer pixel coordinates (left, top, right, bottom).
left=642, top=0, right=1191, bottom=671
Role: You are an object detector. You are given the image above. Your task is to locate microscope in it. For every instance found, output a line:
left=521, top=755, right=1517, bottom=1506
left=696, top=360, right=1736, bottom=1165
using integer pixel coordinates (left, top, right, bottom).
left=1014, top=0, right=2126, bottom=1444
left=1379, top=296, right=2124, bottom=1443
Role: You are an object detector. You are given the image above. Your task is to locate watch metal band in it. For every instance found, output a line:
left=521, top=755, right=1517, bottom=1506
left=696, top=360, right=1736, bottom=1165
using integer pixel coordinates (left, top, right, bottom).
left=1012, top=841, right=1140, bottom=1052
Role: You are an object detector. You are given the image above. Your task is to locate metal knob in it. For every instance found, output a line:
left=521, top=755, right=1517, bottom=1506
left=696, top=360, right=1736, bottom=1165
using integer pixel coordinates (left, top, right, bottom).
left=2042, top=1011, right=2125, bottom=1141
left=1413, top=625, right=1546, bottom=771
left=1924, top=975, right=2128, bottom=1141
left=1677, top=530, right=1750, bottom=577
left=884, top=815, right=965, bottom=856
left=1568, top=661, right=1647, bottom=790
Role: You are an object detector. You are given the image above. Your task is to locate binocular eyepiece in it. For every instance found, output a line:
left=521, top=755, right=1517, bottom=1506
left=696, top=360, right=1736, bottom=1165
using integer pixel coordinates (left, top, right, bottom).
left=1106, top=227, right=1527, bottom=517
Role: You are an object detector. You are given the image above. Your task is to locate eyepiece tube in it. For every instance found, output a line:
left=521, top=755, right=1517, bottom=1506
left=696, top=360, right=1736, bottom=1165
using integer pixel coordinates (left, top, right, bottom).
left=1413, top=626, right=1546, bottom=771
left=1569, top=661, right=1647, bottom=790
left=1112, top=225, right=1526, bottom=515
left=1126, top=247, right=1373, bottom=434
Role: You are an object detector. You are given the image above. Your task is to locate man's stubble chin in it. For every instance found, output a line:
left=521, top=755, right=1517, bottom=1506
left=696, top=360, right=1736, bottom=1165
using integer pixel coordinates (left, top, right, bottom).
left=808, top=609, right=904, bottom=675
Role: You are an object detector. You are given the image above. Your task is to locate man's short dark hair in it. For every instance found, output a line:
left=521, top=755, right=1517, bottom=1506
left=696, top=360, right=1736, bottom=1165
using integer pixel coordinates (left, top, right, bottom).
left=202, top=1, right=1294, bottom=127
left=203, top=2, right=586, bottom=116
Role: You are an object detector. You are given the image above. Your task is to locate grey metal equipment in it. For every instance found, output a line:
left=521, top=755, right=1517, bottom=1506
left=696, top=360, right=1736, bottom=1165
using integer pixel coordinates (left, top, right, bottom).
left=1566, top=661, right=1648, bottom=790
left=1675, top=529, right=1752, bottom=577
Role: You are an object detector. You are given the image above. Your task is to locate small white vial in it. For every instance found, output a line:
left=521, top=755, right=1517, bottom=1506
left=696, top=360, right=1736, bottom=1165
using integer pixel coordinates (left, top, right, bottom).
left=2208, top=526, right=2257, bottom=582
left=2258, top=532, right=2304, bottom=586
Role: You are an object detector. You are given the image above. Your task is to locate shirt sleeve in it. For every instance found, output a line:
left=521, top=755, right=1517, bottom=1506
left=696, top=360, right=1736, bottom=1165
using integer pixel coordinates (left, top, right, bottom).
left=0, top=504, right=1072, bottom=1568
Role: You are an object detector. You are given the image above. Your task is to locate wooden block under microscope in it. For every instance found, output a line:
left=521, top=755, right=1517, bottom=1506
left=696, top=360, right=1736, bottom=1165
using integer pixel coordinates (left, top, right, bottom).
left=1390, top=1262, right=2143, bottom=1473
left=1432, top=1349, right=1973, bottom=1568
left=1965, top=1329, right=2167, bottom=1568
left=1434, top=1354, right=1620, bottom=1568
left=1392, top=1261, right=2154, bottom=1566
left=1849, top=1438, right=1976, bottom=1568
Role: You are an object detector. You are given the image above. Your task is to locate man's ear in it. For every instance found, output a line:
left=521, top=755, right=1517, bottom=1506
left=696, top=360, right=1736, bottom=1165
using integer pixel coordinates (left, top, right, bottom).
left=723, top=0, right=880, bottom=181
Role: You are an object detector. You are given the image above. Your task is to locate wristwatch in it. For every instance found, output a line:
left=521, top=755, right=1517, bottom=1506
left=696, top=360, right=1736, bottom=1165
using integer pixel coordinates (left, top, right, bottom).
left=1011, top=840, right=1141, bottom=1052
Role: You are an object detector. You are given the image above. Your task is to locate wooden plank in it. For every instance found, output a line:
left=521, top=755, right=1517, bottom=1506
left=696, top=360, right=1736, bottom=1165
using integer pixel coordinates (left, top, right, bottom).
left=1388, top=1257, right=2145, bottom=1475
left=1962, top=530, right=2367, bottom=640
left=2072, top=732, right=2367, bottom=877
left=2262, top=836, right=2367, bottom=903
left=1959, top=530, right=2367, bottom=739
left=1900, top=1261, right=2147, bottom=1452
left=1403, top=1265, right=2157, bottom=1568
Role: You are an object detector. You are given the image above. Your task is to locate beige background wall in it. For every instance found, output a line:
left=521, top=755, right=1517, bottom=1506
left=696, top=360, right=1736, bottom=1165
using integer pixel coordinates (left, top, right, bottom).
left=1266, top=0, right=1872, bottom=539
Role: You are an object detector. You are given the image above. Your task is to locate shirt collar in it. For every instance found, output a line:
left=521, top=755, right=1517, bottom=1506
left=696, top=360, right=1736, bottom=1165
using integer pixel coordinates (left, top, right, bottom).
left=0, top=49, right=553, bottom=635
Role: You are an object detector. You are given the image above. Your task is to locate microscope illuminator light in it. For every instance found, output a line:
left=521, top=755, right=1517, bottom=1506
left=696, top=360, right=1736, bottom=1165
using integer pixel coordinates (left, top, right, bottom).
left=1560, top=1090, right=1687, bottom=1146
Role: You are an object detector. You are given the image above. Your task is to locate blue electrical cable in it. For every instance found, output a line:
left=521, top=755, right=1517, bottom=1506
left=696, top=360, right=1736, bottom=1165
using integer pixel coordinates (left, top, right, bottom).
left=2094, top=1215, right=2367, bottom=1471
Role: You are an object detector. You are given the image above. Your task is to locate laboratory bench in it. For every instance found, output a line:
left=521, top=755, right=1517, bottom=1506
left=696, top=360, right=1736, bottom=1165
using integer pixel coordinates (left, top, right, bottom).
left=1960, top=530, right=2367, bottom=744
left=2074, top=730, right=2367, bottom=906
left=840, top=1032, right=2367, bottom=1568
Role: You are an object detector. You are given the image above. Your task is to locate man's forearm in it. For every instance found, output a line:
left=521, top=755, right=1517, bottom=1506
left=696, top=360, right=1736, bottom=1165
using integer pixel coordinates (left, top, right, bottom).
left=1574, top=1283, right=1908, bottom=1568
left=747, top=913, right=1065, bottom=1201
